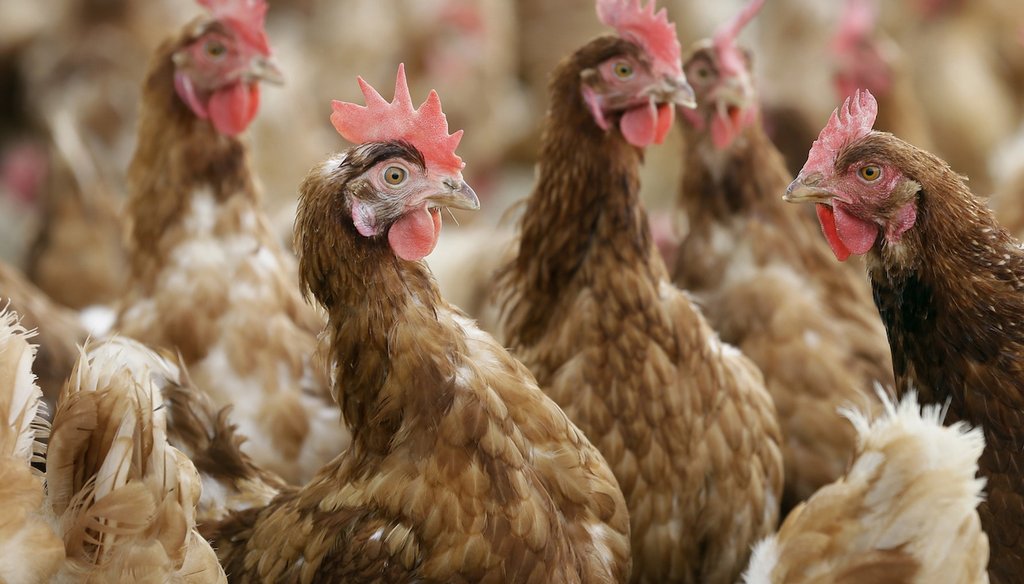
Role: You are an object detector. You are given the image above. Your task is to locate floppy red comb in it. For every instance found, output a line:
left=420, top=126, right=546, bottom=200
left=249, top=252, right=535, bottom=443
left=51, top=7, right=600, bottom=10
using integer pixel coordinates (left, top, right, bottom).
left=712, top=0, right=765, bottom=76
left=596, top=0, right=682, bottom=77
left=802, top=89, right=878, bottom=176
left=331, top=64, right=465, bottom=177
left=198, top=0, right=271, bottom=54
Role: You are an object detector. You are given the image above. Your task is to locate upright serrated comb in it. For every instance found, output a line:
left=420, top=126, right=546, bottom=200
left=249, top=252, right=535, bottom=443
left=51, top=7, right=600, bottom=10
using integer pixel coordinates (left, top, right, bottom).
left=712, top=0, right=765, bottom=76
left=331, top=64, right=465, bottom=177
left=596, top=0, right=682, bottom=77
left=197, top=0, right=271, bottom=54
left=801, top=89, right=878, bottom=177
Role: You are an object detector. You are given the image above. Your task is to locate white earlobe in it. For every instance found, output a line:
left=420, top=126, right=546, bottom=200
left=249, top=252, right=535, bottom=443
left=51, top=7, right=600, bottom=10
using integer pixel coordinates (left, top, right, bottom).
left=351, top=200, right=379, bottom=236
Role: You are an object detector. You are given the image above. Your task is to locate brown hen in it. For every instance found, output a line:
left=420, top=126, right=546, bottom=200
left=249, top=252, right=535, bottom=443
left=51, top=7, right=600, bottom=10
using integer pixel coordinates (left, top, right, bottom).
left=673, top=0, right=891, bottom=509
left=786, top=89, right=1023, bottom=584
left=206, top=68, right=631, bottom=583
left=498, top=1, right=783, bottom=582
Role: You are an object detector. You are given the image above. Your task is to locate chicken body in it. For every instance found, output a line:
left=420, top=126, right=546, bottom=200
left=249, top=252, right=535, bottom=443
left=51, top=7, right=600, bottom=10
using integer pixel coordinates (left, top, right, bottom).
left=500, top=34, right=783, bottom=583
left=675, top=39, right=891, bottom=508
left=743, top=391, right=990, bottom=584
left=207, top=140, right=631, bottom=583
left=115, top=22, right=348, bottom=484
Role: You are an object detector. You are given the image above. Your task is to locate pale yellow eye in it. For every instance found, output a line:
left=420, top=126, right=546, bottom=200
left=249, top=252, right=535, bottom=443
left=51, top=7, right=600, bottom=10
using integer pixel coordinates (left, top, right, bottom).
left=205, top=39, right=226, bottom=58
left=383, top=166, right=407, bottom=186
left=613, top=62, right=634, bottom=79
left=858, top=165, right=882, bottom=182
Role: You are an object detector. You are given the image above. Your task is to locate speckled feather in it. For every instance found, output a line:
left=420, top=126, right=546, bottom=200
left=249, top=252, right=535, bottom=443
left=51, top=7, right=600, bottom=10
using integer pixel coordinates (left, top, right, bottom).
left=498, top=35, right=783, bottom=584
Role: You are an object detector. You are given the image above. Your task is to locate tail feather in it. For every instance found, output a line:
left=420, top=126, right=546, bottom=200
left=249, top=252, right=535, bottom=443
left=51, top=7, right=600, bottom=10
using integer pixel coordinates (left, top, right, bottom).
left=0, top=307, right=48, bottom=462
left=744, top=390, right=989, bottom=584
left=46, top=336, right=226, bottom=583
left=0, top=306, right=64, bottom=583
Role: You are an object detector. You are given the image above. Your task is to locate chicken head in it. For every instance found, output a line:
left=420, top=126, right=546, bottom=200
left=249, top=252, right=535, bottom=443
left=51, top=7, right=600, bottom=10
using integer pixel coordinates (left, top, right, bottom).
left=317, top=65, right=479, bottom=262
left=831, top=0, right=894, bottom=101
left=679, top=0, right=764, bottom=150
left=581, top=0, right=695, bottom=148
left=785, top=90, right=918, bottom=262
left=172, top=0, right=282, bottom=137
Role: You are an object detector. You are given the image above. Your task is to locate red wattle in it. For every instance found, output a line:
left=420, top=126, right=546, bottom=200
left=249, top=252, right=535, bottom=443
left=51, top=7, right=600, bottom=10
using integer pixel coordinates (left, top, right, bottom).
left=388, top=207, right=442, bottom=261
left=815, top=203, right=880, bottom=262
left=620, top=101, right=658, bottom=147
left=654, top=103, right=674, bottom=144
left=208, top=83, right=261, bottom=136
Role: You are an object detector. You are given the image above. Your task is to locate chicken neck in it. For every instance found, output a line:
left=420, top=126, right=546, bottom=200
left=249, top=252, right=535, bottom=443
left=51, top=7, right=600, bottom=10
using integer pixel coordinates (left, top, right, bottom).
left=678, top=120, right=792, bottom=225
left=296, top=181, right=458, bottom=457
left=126, top=33, right=259, bottom=283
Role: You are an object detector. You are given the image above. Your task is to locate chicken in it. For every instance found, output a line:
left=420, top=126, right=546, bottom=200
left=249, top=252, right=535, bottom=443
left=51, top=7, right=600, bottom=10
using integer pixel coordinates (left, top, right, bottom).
left=830, top=0, right=934, bottom=151
left=115, top=0, right=348, bottom=484
left=0, top=308, right=64, bottom=583
left=672, top=0, right=891, bottom=509
left=0, top=259, right=87, bottom=404
left=784, top=89, right=1023, bottom=584
left=206, top=67, right=631, bottom=583
left=25, top=109, right=128, bottom=311
left=742, top=391, right=990, bottom=584
left=497, top=1, right=783, bottom=581
left=46, top=337, right=226, bottom=583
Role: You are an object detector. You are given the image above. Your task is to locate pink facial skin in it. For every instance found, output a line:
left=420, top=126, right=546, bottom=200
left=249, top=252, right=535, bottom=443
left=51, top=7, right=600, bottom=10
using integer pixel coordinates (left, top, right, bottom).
left=582, top=54, right=678, bottom=148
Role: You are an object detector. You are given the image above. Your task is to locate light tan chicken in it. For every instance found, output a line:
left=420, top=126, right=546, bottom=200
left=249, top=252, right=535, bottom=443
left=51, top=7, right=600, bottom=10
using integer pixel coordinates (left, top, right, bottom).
left=45, top=337, right=226, bottom=583
left=0, top=308, right=65, bottom=583
left=742, top=391, right=990, bottom=584
left=115, top=0, right=349, bottom=483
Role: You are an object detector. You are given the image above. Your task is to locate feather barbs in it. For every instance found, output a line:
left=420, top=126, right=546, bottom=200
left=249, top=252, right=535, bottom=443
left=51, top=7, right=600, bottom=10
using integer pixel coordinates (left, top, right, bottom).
left=802, top=89, right=878, bottom=177
left=197, top=0, right=271, bottom=54
left=331, top=64, right=465, bottom=177
left=596, top=0, right=682, bottom=77
left=712, top=0, right=765, bottom=76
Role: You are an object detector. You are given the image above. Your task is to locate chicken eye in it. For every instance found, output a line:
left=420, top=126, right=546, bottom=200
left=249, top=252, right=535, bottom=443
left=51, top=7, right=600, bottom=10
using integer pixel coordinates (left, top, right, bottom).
left=612, top=62, right=634, bottom=79
left=205, top=39, right=226, bottom=58
left=383, top=166, right=408, bottom=186
left=858, top=165, right=882, bottom=182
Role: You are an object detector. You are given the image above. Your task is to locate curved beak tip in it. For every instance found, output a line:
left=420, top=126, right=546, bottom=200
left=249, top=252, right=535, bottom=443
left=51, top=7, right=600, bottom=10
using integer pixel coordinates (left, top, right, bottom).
left=251, top=57, right=285, bottom=85
left=430, top=180, right=480, bottom=212
left=783, top=181, right=834, bottom=204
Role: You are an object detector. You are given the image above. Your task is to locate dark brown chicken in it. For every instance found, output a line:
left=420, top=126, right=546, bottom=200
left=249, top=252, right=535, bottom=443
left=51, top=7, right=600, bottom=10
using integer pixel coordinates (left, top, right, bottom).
left=673, top=0, right=891, bottom=509
left=786, top=89, right=1023, bottom=584
left=498, top=1, right=783, bottom=582
left=207, top=67, right=632, bottom=583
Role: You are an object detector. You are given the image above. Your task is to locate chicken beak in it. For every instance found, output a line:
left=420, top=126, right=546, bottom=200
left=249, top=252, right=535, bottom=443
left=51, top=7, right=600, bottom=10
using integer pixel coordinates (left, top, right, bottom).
left=783, top=175, right=835, bottom=204
left=426, top=179, right=480, bottom=212
left=650, top=75, right=696, bottom=109
left=247, top=56, right=285, bottom=86
left=783, top=183, right=835, bottom=204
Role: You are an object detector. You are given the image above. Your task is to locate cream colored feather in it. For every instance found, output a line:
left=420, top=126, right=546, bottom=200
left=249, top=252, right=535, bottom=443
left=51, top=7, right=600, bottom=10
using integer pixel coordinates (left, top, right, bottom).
left=743, top=389, right=989, bottom=584
left=0, top=307, right=65, bottom=583
left=46, top=336, right=226, bottom=583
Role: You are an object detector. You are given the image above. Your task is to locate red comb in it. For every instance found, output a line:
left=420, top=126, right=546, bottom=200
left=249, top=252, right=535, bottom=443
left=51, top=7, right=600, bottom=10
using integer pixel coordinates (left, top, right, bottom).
left=596, top=0, right=682, bottom=77
left=801, top=89, right=878, bottom=176
left=832, top=0, right=877, bottom=53
left=197, top=0, right=270, bottom=54
left=331, top=64, right=465, bottom=177
left=712, top=0, right=765, bottom=76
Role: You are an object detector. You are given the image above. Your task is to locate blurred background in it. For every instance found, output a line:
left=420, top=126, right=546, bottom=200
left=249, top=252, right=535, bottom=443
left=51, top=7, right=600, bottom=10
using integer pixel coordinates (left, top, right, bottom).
left=1, top=0, right=1023, bottom=308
